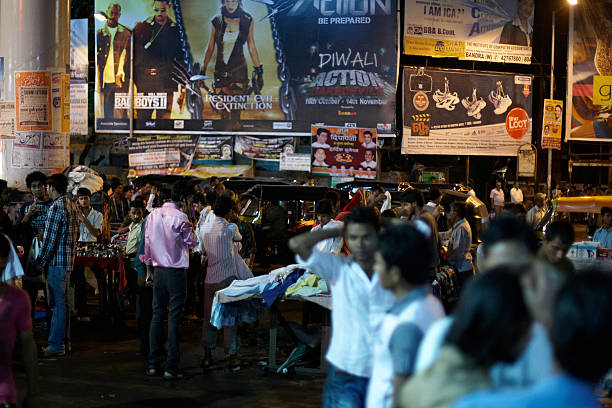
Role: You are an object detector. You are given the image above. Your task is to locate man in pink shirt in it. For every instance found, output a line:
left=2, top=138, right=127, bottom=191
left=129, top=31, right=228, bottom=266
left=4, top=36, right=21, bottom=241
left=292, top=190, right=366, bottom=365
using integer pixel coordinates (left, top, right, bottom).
left=141, top=183, right=196, bottom=380
left=0, top=234, right=39, bottom=407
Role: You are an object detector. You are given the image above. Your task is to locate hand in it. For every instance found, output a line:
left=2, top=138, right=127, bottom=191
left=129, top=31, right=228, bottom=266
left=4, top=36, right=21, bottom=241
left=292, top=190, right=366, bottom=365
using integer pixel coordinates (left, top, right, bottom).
left=115, top=72, right=125, bottom=87
left=252, top=65, right=264, bottom=94
left=76, top=211, right=86, bottom=223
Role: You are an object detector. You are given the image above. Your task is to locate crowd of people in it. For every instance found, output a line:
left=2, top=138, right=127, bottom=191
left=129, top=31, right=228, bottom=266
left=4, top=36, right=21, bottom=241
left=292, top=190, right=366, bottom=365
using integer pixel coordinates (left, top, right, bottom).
left=1, top=173, right=611, bottom=407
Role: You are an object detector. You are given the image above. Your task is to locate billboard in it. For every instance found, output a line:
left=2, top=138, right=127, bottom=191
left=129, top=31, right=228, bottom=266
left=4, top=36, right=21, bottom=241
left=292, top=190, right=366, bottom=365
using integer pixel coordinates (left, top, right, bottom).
left=234, top=135, right=296, bottom=161
left=193, top=136, right=233, bottom=162
left=94, top=0, right=397, bottom=135
left=311, top=125, right=377, bottom=178
left=402, top=67, right=533, bottom=156
left=404, top=0, right=533, bottom=64
left=71, top=18, right=89, bottom=136
left=567, top=3, right=612, bottom=142
left=127, top=134, right=199, bottom=176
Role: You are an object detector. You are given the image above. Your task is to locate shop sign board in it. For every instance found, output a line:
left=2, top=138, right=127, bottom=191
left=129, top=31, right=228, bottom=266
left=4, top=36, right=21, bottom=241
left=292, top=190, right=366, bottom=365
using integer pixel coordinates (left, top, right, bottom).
left=402, top=67, right=533, bottom=156
left=403, top=0, right=533, bottom=64
left=94, top=0, right=397, bottom=135
left=311, top=125, right=377, bottom=179
left=566, top=5, right=612, bottom=141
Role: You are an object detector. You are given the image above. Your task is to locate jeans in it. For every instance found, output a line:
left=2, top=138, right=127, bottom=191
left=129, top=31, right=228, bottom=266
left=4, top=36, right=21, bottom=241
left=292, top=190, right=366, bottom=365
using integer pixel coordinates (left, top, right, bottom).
left=202, top=277, right=238, bottom=355
left=46, top=266, right=70, bottom=352
left=323, top=365, right=369, bottom=408
left=149, top=267, right=186, bottom=373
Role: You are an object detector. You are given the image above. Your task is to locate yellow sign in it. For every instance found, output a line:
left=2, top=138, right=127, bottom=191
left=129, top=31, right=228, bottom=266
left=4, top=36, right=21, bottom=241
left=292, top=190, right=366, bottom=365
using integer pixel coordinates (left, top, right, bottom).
left=404, top=37, right=465, bottom=59
left=541, top=99, right=563, bottom=150
left=593, top=76, right=612, bottom=105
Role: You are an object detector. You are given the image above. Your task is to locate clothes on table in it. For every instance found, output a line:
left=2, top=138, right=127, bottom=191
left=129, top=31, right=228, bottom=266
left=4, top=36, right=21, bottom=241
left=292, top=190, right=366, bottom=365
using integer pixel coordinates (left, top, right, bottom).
left=285, top=272, right=329, bottom=297
left=261, top=269, right=305, bottom=306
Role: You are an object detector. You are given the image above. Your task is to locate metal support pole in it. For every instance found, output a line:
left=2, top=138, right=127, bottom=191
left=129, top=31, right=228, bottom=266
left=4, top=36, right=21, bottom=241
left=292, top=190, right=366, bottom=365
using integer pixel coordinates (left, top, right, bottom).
left=547, top=11, right=555, bottom=198
left=466, top=156, right=470, bottom=185
left=129, top=34, right=134, bottom=139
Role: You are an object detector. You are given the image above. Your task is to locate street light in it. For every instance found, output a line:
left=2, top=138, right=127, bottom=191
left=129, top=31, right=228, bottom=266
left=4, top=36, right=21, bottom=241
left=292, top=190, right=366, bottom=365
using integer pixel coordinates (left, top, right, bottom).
left=94, top=11, right=135, bottom=139
left=568, top=0, right=578, bottom=5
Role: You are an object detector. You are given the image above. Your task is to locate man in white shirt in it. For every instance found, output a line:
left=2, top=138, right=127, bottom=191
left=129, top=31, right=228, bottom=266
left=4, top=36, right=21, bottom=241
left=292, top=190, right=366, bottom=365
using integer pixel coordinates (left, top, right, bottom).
left=310, top=199, right=343, bottom=254
left=312, top=127, right=331, bottom=149
left=73, top=188, right=103, bottom=318
left=361, top=131, right=377, bottom=149
left=289, top=207, right=394, bottom=407
left=510, top=182, right=523, bottom=204
left=96, top=3, right=130, bottom=119
left=526, top=193, right=547, bottom=229
left=360, top=149, right=377, bottom=169
left=490, top=180, right=505, bottom=215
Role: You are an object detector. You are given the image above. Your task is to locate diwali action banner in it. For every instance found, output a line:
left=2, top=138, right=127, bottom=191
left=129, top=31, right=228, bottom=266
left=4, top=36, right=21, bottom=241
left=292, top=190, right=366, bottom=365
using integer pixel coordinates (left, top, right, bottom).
left=567, top=2, right=612, bottom=141
left=402, top=67, right=533, bottom=156
left=311, top=125, right=377, bottom=179
left=127, top=134, right=199, bottom=176
left=193, top=136, right=234, bottom=162
left=403, top=0, right=533, bottom=64
left=234, top=136, right=296, bottom=161
left=94, top=0, right=397, bottom=134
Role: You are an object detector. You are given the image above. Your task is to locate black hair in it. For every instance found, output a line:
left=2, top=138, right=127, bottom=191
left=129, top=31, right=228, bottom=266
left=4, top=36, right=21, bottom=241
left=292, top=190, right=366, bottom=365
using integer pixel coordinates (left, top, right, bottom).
left=381, top=209, right=397, bottom=218
left=46, top=174, right=68, bottom=195
left=371, top=185, right=385, bottom=195
left=123, top=185, right=134, bottom=192
left=450, top=201, right=467, bottom=219
left=130, top=201, right=145, bottom=211
left=445, top=267, right=533, bottom=366
left=110, top=177, right=122, bottom=190
left=364, top=149, right=375, bottom=156
left=482, top=216, right=538, bottom=256
left=552, top=269, right=612, bottom=382
left=76, top=188, right=92, bottom=198
left=212, top=195, right=234, bottom=218
left=0, top=180, right=7, bottom=195
left=26, top=171, right=47, bottom=189
left=344, top=206, right=380, bottom=232
left=428, top=187, right=441, bottom=202
left=209, top=176, right=219, bottom=183
left=206, top=191, right=218, bottom=206
left=501, top=203, right=527, bottom=217
left=544, top=220, right=575, bottom=246
left=364, top=130, right=373, bottom=138
left=171, top=181, right=191, bottom=203
left=378, top=224, right=433, bottom=285
left=601, top=206, right=612, bottom=216
left=0, top=233, right=10, bottom=258
left=315, top=199, right=333, bottom=216
left=316, top=127, right=330, bottom=136
left=158, top=187, right=172, bottom=203
left=401, top=189, right=424, bottom=208
left=325, top=191, right=340, bottom=206
left=193, top=192, right=206, bottom=205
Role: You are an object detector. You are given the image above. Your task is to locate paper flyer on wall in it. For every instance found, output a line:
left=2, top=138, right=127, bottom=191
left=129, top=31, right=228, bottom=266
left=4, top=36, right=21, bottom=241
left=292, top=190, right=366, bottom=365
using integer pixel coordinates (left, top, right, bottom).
left=311, top=125, right=377, bottom=179
left=12, top=131, right=68, bottom=169
left=0, top=102, right=16, bottom=139
left=402, top=67, right=533, bottom=156
left=94, top=0, right=397, bottom=135
left=541, top=99, right=563, bottom=150
left=403, top=0, right=533, bottom=64
left=127, top=135, right=199, bottom=176
left=280, top=153, right=311, bottom=172
left=15, top=71, right=52, bottom=131
left=193, top=136, right=234, bottom=162
left=71, top=18, right=89, bottom=136
left=234, top=136, right=296, bottom=161
left=566, top=3, right=612, bottom=142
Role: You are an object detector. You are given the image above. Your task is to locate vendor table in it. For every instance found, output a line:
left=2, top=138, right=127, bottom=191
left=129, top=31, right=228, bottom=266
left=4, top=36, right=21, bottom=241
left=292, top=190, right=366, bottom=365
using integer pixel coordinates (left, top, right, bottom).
left=74, top=255, right=127, bottom=324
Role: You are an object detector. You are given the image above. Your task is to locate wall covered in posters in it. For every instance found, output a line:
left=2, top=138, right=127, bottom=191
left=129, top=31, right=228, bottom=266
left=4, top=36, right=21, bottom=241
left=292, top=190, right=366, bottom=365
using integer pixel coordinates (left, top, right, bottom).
left=127, top=134, right=199, bottom=176
left=402, top=67, right=533, bottom=156
left=94, top=0, right=397, bottom=135
left=70, top=19, right=89, bottom=137
left=234, top=136, right=296, bottom=161
left=311, top=125, right=377, bottom=179
left=567, top=2, right=612, bottom=142
left=403, top=0, right=533, bottom=64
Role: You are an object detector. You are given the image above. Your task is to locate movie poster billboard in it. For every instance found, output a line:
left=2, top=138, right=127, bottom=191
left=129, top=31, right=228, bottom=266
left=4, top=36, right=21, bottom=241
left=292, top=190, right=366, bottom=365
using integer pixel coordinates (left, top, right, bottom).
left=234, top=136, right=296, bottom=161
left=404, top=0, right=533, bottom=64
left=567, top=3, right=612, bottom=142
left=70, top=19, right=89, bottom=136
left=193, top=136, right=233, bottom=162
left=311, top=125, right=377, bottom=179
left=127, top=134, right=199, bottom=176
left=94, top=0, right=397, bottom=134
left=402, top=67, right=533, bottom=156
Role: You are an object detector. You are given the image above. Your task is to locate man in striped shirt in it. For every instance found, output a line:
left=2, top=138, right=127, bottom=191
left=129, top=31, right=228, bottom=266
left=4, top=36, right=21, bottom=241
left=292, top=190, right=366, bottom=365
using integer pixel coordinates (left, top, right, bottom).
left=200, top=195, right=242, bottom=370
left=34, top=174, right=80, bottom=357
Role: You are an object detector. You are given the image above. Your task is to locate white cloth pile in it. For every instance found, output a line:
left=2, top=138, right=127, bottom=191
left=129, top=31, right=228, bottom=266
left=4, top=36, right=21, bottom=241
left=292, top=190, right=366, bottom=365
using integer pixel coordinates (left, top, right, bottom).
left=67, top=166, right=104, bottom=197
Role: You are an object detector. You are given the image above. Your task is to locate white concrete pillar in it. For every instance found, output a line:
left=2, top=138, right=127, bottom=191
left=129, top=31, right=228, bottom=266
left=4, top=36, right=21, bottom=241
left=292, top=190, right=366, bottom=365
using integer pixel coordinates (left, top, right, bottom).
left=0, top=0, right=70, bottom=188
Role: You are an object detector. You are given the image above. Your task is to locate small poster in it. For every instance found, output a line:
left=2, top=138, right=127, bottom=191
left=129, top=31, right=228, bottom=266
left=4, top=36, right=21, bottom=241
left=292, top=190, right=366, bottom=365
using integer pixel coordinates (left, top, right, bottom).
left=0, top=102, right=16, bottom=138
left=70, top=83, right=88, bottom=136
left=12, top=131, right=43, bottom=168
left=234, top=136, right=296, bottom=161
left=127, top=135, right=199, bottom=176
left=279, top=153, right=311, bottom=172
left=517, top=144, right=536, bottom=178
left=193, top=136, right=233, bottom=162
left=15, top=71, right=52, bottom=131
left=541, top=99, right=563, bottom=150
left=311, top=125, right=378, bottom=179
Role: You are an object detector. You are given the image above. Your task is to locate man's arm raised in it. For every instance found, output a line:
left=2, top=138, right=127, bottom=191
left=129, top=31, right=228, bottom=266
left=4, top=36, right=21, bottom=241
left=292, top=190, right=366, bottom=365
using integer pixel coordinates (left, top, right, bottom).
left=289, top=225, right=342, bottom=262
